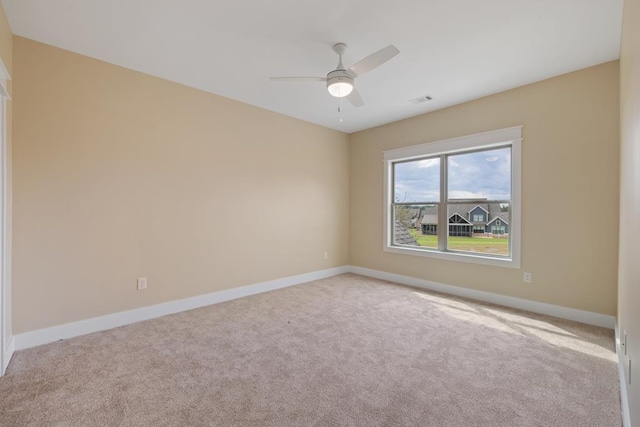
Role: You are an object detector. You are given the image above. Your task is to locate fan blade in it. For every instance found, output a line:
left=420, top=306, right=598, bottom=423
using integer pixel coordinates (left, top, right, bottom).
left=347, top=45, right=399, bottom=78
left=270, top=77, right=326, bottom=82
left=347, top=89, right=364, bottom=107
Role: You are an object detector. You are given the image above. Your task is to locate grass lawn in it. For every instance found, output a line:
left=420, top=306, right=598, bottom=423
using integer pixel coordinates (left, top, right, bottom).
left=408, top=229, right=508, bottom=256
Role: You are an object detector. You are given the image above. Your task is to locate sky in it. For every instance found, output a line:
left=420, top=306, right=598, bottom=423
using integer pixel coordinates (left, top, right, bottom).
left=394, top=147, right=511, bottom=202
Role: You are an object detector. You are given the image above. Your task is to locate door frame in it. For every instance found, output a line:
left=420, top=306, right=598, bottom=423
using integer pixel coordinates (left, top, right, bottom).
left=0, top=57, right=11, bottom=375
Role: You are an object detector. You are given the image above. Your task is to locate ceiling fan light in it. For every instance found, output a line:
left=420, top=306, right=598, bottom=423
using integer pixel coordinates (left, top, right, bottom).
left=327, top=80, right=353, bottom=98
left=326, top=70, right=354, bottom=98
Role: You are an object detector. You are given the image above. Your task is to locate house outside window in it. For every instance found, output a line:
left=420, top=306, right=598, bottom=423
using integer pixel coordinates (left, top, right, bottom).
left=384, top=127, right=522, bottom=268
left=492, top=226, right=506, bottom=235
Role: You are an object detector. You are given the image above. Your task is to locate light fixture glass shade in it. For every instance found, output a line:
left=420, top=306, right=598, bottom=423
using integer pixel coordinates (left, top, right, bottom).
left=327, top=81, right=353, bottom=98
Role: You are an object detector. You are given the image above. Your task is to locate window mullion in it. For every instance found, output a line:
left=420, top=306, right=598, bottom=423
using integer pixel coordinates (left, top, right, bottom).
left=438, top=154, right=447, bottom=251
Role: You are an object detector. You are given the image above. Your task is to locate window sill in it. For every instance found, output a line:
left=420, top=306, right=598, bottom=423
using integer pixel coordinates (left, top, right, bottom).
left=384, top=245, right=520, bottom=269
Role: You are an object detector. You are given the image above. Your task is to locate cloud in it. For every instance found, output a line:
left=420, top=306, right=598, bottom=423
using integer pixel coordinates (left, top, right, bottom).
left=394, top=147, right=511, bottom=202
left=449, top=190, right=488, bottom=199
left=418, top=159, right=439, bottom=168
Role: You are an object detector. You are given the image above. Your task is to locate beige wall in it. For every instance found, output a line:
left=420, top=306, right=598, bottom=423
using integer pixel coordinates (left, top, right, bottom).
left=619, top=0, right=640, bottom=423
left=350, top=61, right=620, bottom=315
left=0, top=7, right=10, bottom=71
left=12, top=37, right=349, bottom=333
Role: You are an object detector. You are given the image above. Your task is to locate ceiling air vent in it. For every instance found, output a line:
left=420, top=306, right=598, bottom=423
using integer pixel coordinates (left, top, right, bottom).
left=410, top=94, right=433, bottom=105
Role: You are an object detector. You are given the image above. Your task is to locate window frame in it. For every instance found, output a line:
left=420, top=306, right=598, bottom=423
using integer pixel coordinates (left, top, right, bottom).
left=383, top=127, right=522, bottom=269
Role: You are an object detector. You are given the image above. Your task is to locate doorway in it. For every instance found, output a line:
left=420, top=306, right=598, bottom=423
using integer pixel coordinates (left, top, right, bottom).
left=0, top=57, right=10, bottom=374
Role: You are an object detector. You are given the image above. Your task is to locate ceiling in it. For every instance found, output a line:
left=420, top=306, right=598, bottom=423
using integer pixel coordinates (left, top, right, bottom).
left=1, top=0, right=624, bottom=133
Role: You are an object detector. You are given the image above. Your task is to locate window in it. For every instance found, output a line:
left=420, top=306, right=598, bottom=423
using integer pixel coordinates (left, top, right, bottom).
left=384, top=127, right=521, bottom=268
left=473, top=225, right=485, bottom=233
left=492, top=226, right=506, bottom=235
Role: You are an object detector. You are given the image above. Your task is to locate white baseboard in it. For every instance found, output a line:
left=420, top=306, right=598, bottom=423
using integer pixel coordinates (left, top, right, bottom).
left=13, top=264, right=616, bottom=354
left=14, top=266, right=350, bottom=351
left=2, top=334, right=13, bottom=374
left=350, top=266, right=616, bottom=329
left=615, top=324, right=632, bottom=427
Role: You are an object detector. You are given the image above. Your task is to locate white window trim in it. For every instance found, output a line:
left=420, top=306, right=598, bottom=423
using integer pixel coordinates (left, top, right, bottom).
left=383, top=126, right=522, bottom=269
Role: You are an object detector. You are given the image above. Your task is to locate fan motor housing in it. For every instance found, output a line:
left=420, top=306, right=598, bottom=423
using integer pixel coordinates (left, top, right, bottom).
left=326, top=70, right=354, bottom=90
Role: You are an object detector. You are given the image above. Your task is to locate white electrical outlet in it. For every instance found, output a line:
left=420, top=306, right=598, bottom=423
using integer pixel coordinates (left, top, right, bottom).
left=523, top=272, right=532, bottom=283
left=323, top=251, right=329, bottom=260
left=137, top=277, right=148, bottom=290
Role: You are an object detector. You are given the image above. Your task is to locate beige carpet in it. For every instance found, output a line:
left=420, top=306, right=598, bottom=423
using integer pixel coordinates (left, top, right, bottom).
left=0, top=274, right=621, bottom=426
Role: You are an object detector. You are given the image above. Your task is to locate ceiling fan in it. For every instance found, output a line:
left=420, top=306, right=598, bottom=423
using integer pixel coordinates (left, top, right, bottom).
left=270, top=43, right=400, bottom=107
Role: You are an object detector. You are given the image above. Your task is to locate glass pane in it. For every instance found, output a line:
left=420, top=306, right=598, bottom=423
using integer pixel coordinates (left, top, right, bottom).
left=446, top=202, right=509, bottom=256
left=447, top=147, right=510, bottom=200
left=393, top=204, right=438, bottom=249
left=394, top=157, right=440, bottom=203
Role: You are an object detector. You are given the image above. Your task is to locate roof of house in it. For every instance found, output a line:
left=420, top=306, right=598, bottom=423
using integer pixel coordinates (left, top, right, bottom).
left=449, top=213, right=472, bottom=224
left=421, top=214, right=439, bottom=225
left=418, top=202, right=510, bottom=226
left=468, top=205, right=489, bottom=215
left=394, top=220, right=419, bottom=246
left=487, top=216, right=510, bottom=225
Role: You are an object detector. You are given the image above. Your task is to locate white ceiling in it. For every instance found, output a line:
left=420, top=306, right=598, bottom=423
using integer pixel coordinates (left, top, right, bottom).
left=1, top=0, right=624, bottom=133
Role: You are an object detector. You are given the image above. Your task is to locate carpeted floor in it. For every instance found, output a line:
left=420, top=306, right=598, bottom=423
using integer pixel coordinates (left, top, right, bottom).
left=0, top=274, right=622, bottom=426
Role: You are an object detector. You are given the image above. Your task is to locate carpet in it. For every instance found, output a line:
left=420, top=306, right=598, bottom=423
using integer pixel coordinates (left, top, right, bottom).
left=0, top=274, right=622, bottom=426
